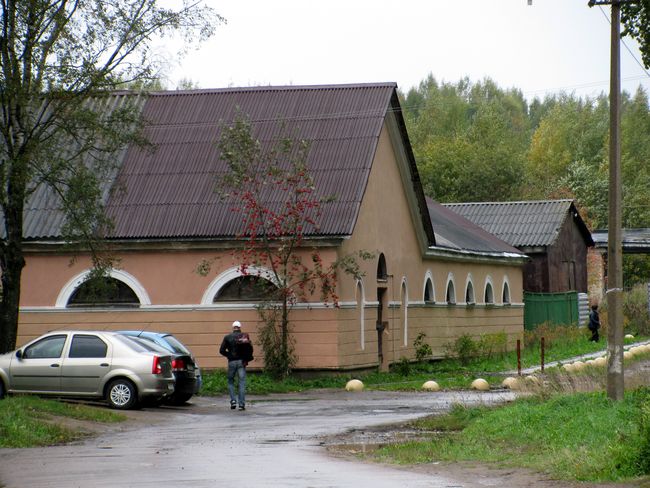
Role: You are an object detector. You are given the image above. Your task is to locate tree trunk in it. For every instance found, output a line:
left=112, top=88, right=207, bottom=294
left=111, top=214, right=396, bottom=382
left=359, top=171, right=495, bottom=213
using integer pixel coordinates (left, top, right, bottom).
left=281, top=297, right=289, bottom=376
left=0, top=159, right=27, bottom=353
left=0, top=250, right=24, bottom=353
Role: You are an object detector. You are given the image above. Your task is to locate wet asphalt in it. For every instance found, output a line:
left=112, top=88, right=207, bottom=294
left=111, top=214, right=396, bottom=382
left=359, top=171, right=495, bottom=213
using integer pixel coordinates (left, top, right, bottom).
left=0, top=389, right=517, bottom=488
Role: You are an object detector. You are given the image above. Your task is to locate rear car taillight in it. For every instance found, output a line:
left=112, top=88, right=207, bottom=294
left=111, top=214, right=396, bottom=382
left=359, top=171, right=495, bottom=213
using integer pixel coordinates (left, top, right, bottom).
left=172, top=358, right=186, bottom=371
left=152, top=356, right=163, bottom=374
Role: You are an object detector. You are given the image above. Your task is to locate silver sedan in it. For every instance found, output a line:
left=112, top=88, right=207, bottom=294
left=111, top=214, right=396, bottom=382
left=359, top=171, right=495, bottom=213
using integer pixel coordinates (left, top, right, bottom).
left=0, top=330, right=175, bottom=409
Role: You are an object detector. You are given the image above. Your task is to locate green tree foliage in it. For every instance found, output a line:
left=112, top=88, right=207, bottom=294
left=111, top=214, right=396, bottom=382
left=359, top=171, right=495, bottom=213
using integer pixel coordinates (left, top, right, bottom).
left=403, top=72, right=650, bottom=285
left=401, top=75, right=531, bottom=202
left=621, top=1, right=650, bottom=69
left=0, top=1, right=222, bottom=353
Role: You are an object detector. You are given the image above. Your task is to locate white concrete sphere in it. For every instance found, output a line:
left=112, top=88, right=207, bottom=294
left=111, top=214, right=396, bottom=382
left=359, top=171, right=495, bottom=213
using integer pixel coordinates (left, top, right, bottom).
left=630, top=346, right=642, bottom=356
left=585, top=359, right=596, bottom=367
left=471, top=378, right=490, bottom=391
left=345, top=379, right=364, bottom=392
left=594, top=356, right=607, bottom=367
left=572, top=361, right=586, bottom=371
left=624, top=351, right=633, bottom=361
left=422, top=380, right=440, bottom=391
left=525, top=375, right=540, bottom=384
left=501, top=377, right=519, bottom=389
left=625, top=334, right=635, bottom=340
left=562, top=363, right=575, bottom=372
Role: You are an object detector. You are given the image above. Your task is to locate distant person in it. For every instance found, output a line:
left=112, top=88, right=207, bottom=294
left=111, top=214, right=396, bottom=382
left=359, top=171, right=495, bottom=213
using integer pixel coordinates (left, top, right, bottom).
left=219, top=320, right=254, bottom=410
left=588, top=304, right=601, bottom=342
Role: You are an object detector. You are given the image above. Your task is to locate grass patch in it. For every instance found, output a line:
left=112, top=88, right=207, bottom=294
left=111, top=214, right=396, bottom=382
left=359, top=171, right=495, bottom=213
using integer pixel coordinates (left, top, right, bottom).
left=201, top=327, right=623, bottom=395
left=0, top=395, right=125, bottom=448
left=369, top=389, right=650, bottom=482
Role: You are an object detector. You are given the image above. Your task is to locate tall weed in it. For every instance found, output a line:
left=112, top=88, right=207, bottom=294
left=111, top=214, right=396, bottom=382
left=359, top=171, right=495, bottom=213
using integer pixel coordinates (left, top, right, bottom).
left=623, top=284, right=650, bottom=335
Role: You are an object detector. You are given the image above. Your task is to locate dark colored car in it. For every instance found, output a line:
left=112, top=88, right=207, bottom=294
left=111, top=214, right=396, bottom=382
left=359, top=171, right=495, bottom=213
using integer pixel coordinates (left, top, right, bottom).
left=118, top=331, right=201, bottom=405
left=0, top=331, right=175, bottom=409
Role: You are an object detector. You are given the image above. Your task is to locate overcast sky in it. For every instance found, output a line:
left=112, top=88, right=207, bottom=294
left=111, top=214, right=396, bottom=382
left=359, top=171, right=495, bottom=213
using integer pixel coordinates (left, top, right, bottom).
left=163, top=0, right=650, bottom=101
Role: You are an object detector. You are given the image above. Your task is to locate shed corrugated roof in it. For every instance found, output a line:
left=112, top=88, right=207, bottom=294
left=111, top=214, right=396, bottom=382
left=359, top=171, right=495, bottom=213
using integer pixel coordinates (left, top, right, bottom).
left=443, top=200, right=593, bottom=248
left=427, top=198, right=523, bottom=254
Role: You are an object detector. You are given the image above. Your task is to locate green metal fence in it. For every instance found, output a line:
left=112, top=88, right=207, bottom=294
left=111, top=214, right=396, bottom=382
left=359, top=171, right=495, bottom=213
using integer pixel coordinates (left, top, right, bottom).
left=524, top=291, right=579, bottom=330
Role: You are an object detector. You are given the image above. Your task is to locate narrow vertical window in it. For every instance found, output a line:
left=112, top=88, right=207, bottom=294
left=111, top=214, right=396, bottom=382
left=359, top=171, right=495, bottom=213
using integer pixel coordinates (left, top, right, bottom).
left=446, top=280, right=456, bottom=304
left=357, top=281, right=365, bottom=350
left=465, top=281, right=475, bottom=305
left=401, top=281, right=408, bottom=346
left=484, top=282, right=494, bottom=304
left=424, top=277, right=434, bottom=303
left=502, top=282, right=511, bottom=305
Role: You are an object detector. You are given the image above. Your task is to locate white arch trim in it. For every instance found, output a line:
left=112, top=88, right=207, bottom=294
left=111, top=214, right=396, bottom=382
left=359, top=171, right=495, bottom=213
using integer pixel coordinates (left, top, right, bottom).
left=201, top=266, right=277, bottom=305
left=484, top=275, right=495, bottom=304
left=356, top=279, right=365, bottom=350
left=401, top=277, right=409, bottom=346
left=501, top=275, right=512, bottom=304
left=56, top=269, right=151, bottom=308
left=464, top=273, right=475, bottom=305
left=423, top=270, right=435, bottom=302
left=445, top=272, right=456, bottom=304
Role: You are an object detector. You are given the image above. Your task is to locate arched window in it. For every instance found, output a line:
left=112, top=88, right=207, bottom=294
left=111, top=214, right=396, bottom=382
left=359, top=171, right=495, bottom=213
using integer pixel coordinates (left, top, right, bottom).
left=446, top=278, right=456, bottom=305
left=356, top=280, right=365, bottom=350
left=465, top=280, right=475, bottom=305
left=424, top=277, right=434, bottom=303
left=502, top=281, right=511, bottom=305
left=213, top=275, right=278, bottom=302
left=67, top=277, right=140, bottom=308
left=377, top=253, right=388, bottom=281
left=484, top=282, right=494, bottom=304
left=401, top=280, right=408, bottom=346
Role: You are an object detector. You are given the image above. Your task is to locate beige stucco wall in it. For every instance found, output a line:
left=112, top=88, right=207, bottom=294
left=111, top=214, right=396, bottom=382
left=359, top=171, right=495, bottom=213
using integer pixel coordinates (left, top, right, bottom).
left=17, top=118, right=524, bottom=372
left=335, top=122, right=524, bottom=369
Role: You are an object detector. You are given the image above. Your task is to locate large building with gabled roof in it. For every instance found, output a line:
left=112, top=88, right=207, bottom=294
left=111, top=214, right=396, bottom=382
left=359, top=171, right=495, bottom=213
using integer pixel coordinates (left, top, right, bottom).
left=18, top=83, right=526, bottom=371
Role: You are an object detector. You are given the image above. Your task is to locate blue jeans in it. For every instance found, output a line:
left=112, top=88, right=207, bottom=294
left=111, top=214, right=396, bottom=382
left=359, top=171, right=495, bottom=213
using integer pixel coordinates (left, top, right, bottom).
left=227, top=359, right=246, bottom=406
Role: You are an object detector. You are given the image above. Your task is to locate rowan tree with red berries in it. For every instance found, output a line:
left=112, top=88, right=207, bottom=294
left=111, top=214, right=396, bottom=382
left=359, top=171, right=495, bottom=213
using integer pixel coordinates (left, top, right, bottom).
left=211, top=114, right=370, bottom=378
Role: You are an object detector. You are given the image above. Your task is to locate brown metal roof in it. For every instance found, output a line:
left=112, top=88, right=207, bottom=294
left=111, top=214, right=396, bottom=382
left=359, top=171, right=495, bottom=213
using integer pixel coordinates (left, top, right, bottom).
left=443, top=200, right=594, bottom=248
left=427, top=198, right=523, bottom=254
left=104, top=83, right=409, bottom=240
left=19, top=83, right=438, bottom=247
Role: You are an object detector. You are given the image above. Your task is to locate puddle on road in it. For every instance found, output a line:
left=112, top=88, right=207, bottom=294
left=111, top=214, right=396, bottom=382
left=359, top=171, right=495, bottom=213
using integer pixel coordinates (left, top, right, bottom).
left=323, top=427, right=442, bottom=458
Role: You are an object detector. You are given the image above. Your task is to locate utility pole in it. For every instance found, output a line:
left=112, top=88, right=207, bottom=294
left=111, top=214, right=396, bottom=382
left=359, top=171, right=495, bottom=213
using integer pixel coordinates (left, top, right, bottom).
left=588, top=0, right=637, bottom=401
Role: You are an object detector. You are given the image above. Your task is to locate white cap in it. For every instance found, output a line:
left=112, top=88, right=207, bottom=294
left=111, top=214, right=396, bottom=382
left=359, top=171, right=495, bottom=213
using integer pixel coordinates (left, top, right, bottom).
left=232, top=320, right=242, bottom=329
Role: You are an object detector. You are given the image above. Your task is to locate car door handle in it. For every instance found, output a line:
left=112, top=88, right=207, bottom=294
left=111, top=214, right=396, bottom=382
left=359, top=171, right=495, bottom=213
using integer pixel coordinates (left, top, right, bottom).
left=50, top=364, right=60, bottom=368
left=100, top=363, right=109, bottom=367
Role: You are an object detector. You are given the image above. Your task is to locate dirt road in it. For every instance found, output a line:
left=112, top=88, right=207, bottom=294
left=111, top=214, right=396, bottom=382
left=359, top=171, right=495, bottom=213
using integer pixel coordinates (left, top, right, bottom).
left=0, top=388, right=641, bottom=488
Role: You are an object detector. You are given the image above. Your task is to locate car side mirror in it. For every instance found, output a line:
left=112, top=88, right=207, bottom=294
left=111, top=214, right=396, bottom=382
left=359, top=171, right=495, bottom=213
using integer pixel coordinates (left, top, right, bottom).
left=15, top=350, right=22, bottom=359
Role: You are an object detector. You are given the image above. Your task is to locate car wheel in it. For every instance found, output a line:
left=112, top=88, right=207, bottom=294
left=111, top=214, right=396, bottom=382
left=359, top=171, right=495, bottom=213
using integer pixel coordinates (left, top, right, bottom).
left=107, top=379, right=138, bottom=410
left=0, top=379, right=5, bottom=400
left=167, top=393, right=192, bottom=405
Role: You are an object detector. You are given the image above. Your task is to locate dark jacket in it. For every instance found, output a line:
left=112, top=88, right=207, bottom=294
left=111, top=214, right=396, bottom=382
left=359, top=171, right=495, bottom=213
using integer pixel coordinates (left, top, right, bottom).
left=588, top=309, right=601, bottom=331
left=220, top=331, right=244, bottom=362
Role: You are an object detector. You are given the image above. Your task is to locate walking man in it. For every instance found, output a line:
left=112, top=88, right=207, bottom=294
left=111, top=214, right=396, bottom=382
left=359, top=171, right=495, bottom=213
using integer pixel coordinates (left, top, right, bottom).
left=220, top=320, right=254, bottom=410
